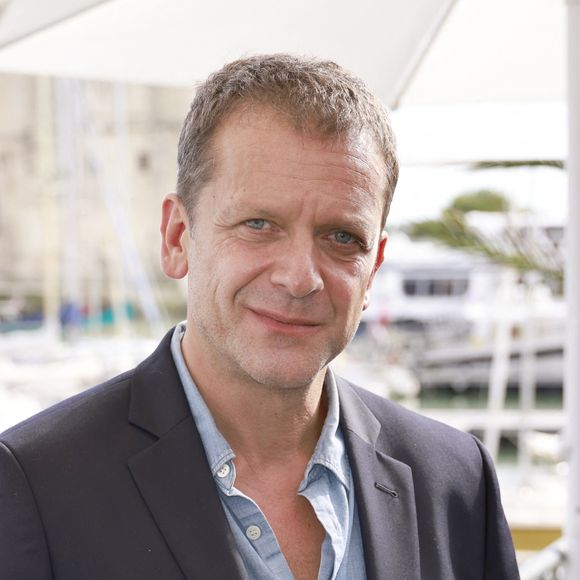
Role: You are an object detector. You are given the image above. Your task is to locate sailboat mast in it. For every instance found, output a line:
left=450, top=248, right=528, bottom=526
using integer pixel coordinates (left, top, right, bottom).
left=565, top=0, right=580, bottom=576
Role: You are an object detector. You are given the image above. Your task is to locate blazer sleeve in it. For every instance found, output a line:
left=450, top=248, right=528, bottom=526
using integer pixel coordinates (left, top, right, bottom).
left=473, top=437, right=521, bottom=580
left=0, top=441, right=53, bottom=580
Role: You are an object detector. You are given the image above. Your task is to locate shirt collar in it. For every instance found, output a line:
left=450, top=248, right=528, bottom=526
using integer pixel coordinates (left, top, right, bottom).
left=170, top=322, right=350, bottom=490
left=303, top=368, right=350, bottom=490
left=170, top=322, right=235, bottom=488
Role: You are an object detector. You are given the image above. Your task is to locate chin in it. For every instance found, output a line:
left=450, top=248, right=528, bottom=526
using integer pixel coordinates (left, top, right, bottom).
left=249, top=367, right=323, bottom=391
left=238, top=355, right=329, bottom=391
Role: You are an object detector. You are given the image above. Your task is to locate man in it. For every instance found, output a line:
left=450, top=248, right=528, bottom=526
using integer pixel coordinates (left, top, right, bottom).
left=0, top=55, right=519, bottom=579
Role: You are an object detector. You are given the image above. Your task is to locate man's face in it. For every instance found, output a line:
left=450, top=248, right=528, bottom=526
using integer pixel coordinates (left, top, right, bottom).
left=167, top=107, right=387, bottom=390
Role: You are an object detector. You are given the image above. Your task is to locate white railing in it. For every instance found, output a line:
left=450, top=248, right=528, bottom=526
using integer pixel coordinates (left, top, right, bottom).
left=519, top=538, right=568, bottom=580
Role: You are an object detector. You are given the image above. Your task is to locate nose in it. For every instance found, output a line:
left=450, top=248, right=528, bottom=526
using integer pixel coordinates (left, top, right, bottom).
left=269, top=238, right=324, bottom=299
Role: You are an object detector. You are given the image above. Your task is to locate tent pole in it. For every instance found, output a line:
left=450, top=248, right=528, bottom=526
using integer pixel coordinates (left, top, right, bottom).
left=565, top=0, right=580, bottom=577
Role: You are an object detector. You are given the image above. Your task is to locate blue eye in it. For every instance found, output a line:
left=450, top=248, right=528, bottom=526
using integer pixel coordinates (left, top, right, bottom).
left=246, top=219, right=267, bottom=230
left=333, top=231, right=355, bottom=244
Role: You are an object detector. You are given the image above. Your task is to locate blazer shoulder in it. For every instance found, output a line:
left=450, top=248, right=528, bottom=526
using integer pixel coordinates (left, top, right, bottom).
left=0, top=368, right=135, bottom=454
left=345, top=379, right=469, bottom=436
left=339, top=377, right=485, bottom=472
left=0, top=329, right=179, bottom=468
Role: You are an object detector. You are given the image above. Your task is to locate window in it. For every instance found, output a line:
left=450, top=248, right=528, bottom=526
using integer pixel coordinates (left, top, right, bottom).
left=403, top=277, right=469, bottom=297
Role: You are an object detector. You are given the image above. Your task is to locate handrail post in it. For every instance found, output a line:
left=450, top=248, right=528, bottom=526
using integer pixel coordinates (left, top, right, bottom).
left=565, top=1, right=580, bottom=578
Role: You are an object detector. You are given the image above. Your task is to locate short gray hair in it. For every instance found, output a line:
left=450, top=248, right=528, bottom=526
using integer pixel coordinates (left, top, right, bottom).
left=176, top=54, right=398, bottom=226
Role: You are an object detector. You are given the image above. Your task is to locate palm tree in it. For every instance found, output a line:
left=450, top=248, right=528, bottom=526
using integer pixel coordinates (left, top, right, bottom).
left=406, top=188, right=564, bottom=287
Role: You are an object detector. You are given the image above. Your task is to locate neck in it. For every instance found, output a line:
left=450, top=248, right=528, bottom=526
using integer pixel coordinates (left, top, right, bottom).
left=181, top=328, right=328, bottom=466
left=211, top=381, right=327, bottom=466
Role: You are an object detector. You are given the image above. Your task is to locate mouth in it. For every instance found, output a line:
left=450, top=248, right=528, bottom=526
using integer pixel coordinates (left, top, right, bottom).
left=247, top=308, right=323, bottom=333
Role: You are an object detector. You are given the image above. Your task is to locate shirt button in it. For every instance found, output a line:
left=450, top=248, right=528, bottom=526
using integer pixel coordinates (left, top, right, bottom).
left=245, top=525, right=262, bottom=541
left=216, top=463, right=231, bottom=478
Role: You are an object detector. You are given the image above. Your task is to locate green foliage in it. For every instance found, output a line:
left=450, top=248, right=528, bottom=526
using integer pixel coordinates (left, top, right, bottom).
left=471, top=160, right=564, bottom=171
left=450, top=190, right=509, bottom=213
left=407, top=196, right=563, bottom=283
left=408, top=220, right=449, bottom=239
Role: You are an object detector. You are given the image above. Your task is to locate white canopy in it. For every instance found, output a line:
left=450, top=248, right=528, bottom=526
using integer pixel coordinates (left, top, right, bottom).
left=400, top=0, right=565, bottom=106
left=0, top=0, right=566, bottom=107
left=0, top=0, right=566, bottom=166
left=0, top=0, right=456, bottom=107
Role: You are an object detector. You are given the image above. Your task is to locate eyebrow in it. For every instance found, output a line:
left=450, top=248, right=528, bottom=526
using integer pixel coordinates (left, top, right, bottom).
left=219, top=203, right=280, bottom=223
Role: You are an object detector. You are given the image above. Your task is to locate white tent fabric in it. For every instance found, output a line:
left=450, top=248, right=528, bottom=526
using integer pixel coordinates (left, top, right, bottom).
left=0, top=0, right=564, bottom=106
left=0, top=0, right=456, bottom=106
left=0, top=0, right=106, bottom=47
left=399, top=0, right=566, bottom=106
left=392, top=101, right=566, bottom=164
left=0, top=0, right=566, bottom=165
left=389, top=0, right=566, bottom=165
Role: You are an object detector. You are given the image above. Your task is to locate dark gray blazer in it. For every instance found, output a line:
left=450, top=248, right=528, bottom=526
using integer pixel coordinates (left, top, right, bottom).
left=0, top=330, right=519, bottom=579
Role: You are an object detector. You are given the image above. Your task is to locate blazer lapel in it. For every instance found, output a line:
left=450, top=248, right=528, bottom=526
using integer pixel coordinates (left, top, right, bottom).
left=127, top=331, right=247, bottom=580
left=338, top=379, right=421, bottom=580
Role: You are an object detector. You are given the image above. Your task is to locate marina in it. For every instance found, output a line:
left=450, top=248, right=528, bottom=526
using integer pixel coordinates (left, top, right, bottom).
left=0, top=321, right=567, bottom=569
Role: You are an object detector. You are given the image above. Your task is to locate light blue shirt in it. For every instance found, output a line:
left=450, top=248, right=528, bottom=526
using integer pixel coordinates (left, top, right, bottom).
left=171, top=323, right=366, bottom=579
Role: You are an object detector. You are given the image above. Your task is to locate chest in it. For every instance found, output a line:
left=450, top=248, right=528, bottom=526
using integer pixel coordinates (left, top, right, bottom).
left=238, top=479, right=326, bottom=579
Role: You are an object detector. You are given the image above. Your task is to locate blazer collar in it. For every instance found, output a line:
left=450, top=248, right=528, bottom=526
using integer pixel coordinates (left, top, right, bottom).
left=126, top=332, right=419, bottom=579
left=128, top=329, right=190, bottom=437
left=127, top=329, right=247, bottom=580
left=338, top=377, right=421, bottom=580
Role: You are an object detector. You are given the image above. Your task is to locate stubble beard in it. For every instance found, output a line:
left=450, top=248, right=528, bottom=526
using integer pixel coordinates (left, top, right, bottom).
left=188, top=301, right=347, bottom=392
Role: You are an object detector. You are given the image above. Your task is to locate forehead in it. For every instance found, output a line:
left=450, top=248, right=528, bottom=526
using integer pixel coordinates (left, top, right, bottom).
left=208, top=106, right=387, bottom=204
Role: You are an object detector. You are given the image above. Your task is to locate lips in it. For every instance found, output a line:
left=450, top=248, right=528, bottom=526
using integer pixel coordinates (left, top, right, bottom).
left=247, top=307, right=323, bottom=329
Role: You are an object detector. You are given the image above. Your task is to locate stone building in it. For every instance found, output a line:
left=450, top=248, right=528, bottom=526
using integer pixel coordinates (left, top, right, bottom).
left=0, top=73, right=194, bottom=333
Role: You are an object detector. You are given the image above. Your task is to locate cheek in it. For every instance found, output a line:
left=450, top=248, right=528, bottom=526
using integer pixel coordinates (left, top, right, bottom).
left=213, top=248, right=268, bottom=301
left=325, top=268, right=369, bottom=315
left=328, top=254, right=375, bottom=290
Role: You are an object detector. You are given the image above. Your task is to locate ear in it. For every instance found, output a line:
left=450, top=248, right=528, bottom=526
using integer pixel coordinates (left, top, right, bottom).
left=160, top=193, right=190, bottom=279
left=362, top=231, right=387, bottom=311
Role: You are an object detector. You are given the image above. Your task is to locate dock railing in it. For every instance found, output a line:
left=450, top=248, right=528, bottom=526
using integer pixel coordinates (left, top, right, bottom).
left=519, top=538, right=568, bottom=580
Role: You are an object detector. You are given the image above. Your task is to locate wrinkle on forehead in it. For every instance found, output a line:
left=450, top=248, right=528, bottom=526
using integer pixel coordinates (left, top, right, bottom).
left=210, top=106, right=387, bottom=196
